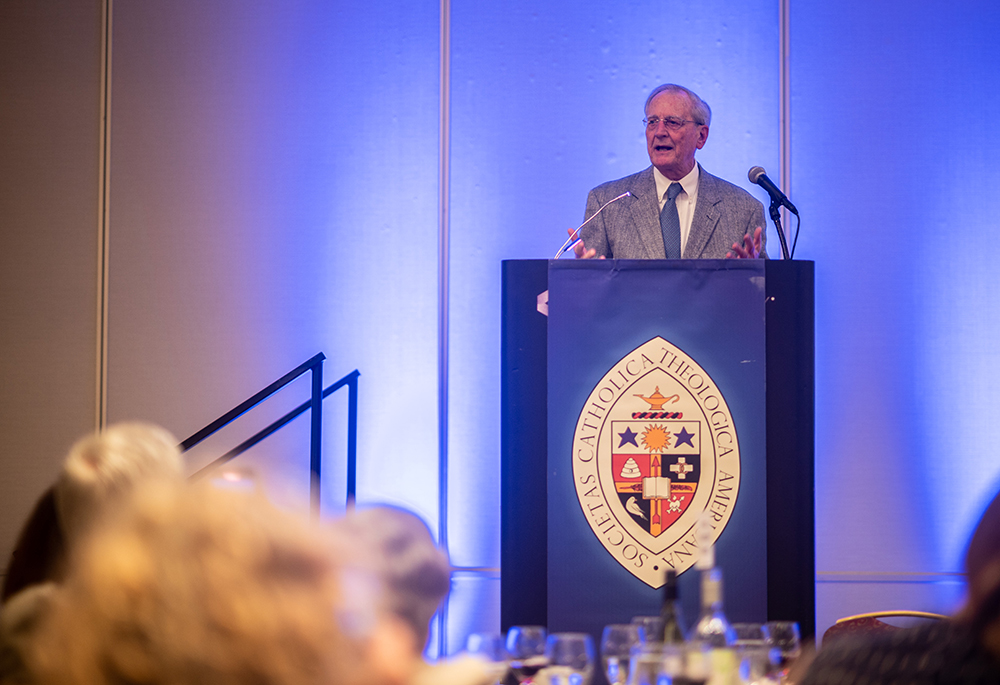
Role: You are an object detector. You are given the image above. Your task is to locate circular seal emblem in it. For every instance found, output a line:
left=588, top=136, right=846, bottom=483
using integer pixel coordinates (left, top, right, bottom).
left=571, top=336, right=740, bottom=587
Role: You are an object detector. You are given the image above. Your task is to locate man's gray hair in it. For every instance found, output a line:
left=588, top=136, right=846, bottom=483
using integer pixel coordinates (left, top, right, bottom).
left=644, top=84, right=712, bottom=127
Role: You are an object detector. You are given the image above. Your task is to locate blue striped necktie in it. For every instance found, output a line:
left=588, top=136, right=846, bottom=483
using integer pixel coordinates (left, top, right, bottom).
left=660, top=182, right=683, bottom=258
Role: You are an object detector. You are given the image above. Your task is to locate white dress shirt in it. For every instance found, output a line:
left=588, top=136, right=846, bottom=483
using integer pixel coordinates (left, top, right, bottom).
left=654, top=164, right=700, bottom=256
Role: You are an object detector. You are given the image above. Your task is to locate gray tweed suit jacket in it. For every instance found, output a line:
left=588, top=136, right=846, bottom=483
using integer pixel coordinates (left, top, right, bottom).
left=580, top=165, right=765, bottom=259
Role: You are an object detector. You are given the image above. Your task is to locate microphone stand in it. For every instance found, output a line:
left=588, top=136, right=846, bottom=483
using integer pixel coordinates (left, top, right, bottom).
left=769, top=200, right=791, bottom=260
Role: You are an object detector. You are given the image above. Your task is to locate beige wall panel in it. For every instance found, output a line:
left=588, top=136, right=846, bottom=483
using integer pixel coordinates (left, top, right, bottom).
left=103, top=0, right=441, bottom=517
left=0, top=0, right=102, bottom=578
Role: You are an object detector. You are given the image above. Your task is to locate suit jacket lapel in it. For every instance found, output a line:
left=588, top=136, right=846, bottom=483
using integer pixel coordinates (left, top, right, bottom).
left=626, top=167, right=665, bottom=259
left=684, top=165, right=722, bottom=259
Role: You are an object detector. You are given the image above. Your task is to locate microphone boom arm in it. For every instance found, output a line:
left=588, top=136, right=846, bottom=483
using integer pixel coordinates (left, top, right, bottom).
left=554, top=191, right=631, bottom=259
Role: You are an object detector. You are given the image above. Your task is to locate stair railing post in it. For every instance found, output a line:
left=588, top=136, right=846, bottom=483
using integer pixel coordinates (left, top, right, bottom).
left=346, top=372, right=358, bottom=510
left=310, top=358, right=324, bottom=519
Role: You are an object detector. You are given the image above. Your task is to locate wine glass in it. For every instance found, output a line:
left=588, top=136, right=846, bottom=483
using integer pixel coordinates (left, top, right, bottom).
left=630, top=616, right=663, bottom=643
left=507, top=625, right=548, bottom=684
left=732, top=623, right=772, bottom=684
left=762, top=621, right=801, bottom=682
left=466, top=632, right=510, bottom=685
left=625, top=640, right=662, bottom=685
left=732, top=623, right=765, bottom=644
left=600, top=624, right=642, bottom=685
left=682, top=641, right=713, bottom=685
left=544, top=632, right=595, bottom=685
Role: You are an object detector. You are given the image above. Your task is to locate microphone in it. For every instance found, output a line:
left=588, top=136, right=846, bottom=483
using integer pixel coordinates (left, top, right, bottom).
left=748, top=166, right=797, bottom=214
left=554, top=191, right=632, bottom=258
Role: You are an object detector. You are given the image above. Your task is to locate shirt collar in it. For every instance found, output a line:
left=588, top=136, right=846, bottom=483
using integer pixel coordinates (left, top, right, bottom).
left=653, top=163, right=699, bottom=202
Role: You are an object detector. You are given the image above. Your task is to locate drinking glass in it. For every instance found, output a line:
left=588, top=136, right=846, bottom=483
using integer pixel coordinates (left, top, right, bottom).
left=544, top=633, right=595, bottom=685
left=507, top=626, right=548, bottom=684
left=600, top=624, right=643, bottom=685
left=467, top=632, right=510, bottom=685
left=630, top=616, right=663, bottom=643
left=681, top=641, right=712, bottom=685
left=731, top=624, right=771, bottom=684
left=762, top=622, right=801, bottom=681
left=732, top=623, right=765, bottom=645
left=625, top=641, right=661, bottom=685
left=627, top=642, right=714, bottom=685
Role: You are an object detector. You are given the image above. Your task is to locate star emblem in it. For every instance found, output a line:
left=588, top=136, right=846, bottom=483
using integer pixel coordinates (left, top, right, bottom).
left=674, top=426, right=695, bottom=448
left=618, top=427, right=639, bottom=448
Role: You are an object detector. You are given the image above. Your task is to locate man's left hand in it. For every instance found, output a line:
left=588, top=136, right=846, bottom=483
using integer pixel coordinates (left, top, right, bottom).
left=726, top=226, right=763, bottom=259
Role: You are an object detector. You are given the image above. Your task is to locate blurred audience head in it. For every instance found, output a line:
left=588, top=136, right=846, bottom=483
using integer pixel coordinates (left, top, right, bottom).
left=3, top=422, right=184, bottom=603
left=55, top=421, right=183, bottom=544
left=25, top=481, right=366, bottom=685
left=0, top=582, right=56, bottom=682
left=332, top=506, right=451, bottom=652
left=959, top=486, right=1000, bottom=651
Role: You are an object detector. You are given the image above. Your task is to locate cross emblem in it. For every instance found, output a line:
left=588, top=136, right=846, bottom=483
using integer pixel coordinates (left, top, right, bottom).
left=669, top=457, right=694, bottom=480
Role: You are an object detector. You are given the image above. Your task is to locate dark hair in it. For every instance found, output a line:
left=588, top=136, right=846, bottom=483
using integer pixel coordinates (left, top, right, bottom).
left=1, top=487, right=66, bottom=602
left=960, top=487, right=1000, bottom=633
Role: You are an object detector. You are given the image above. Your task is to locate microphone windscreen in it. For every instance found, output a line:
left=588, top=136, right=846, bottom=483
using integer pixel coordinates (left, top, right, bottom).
left=748, top=166, right=766, bottom=184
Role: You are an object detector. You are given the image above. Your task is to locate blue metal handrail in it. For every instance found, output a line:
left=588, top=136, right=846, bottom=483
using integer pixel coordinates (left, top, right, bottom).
left=181, top=353, right=359, bottom=515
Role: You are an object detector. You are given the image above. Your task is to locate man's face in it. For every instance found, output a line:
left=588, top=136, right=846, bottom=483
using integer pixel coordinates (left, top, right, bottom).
left=645, top=91, right=709, bottom=180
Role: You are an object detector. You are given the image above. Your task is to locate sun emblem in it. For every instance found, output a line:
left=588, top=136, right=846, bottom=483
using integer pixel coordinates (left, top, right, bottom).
left=641, top=425, right=671, bottom=453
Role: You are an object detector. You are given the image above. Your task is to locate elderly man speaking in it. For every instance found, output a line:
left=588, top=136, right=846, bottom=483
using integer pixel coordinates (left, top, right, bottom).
left=572, top=84, right=764, bottom=260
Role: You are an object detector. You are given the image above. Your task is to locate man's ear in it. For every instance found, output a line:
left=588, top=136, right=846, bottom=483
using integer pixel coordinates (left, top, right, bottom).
left=696, top=125, right=709, bottom=150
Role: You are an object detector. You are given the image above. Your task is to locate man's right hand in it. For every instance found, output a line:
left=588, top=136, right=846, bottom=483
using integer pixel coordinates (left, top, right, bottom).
left=569, top=228, right=604, bottom=259
left=725, top=226, right=763, bottom=259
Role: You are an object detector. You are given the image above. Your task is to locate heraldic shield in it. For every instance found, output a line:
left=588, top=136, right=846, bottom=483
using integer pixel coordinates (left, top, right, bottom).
left=571, top=336, right=741, bottom=587
left=611, top=414, right=701, bottom=537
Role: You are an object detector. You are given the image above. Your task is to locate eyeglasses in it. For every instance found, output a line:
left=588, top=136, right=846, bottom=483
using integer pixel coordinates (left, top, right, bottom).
left=643, top=116, right=702, bottom=131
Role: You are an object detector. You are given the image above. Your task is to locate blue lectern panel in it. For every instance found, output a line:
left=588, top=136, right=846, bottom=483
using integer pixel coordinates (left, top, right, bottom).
left=547, top=259, right=767, bottom=637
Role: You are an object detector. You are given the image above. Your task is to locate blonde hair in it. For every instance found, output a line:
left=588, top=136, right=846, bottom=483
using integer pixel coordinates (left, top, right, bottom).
left=28, top=483, right=368, bottom=685
left=54, top=422, right=183, bottom=543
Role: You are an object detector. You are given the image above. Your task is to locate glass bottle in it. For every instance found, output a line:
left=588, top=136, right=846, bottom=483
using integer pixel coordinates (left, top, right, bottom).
left=689, top=568, right=735, bottom=647
left=660, top=569, right=687, bottom=644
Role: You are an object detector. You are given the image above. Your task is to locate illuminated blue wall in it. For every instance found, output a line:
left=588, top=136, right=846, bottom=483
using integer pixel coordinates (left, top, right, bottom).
left=446, top=0, right=778, bottom=650
left=794, top=0, right=1000, bottom=632
left=98, top=0, right=1000, bottom=652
